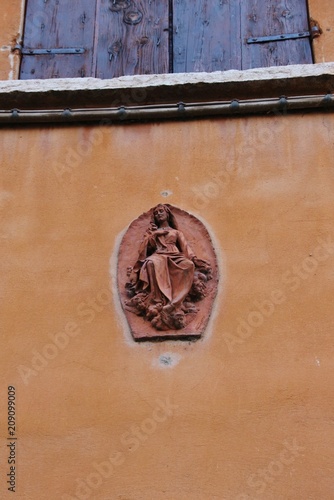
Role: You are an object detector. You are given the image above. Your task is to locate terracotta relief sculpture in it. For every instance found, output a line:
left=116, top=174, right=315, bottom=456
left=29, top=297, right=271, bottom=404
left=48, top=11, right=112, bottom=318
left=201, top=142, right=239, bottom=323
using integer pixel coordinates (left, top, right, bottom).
left=117, top=205, right=218, bottom=340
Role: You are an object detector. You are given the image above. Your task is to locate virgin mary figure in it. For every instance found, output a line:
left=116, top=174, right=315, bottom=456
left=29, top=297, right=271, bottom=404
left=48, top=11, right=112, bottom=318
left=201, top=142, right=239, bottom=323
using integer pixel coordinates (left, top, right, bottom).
left=125, top=204, right=209, bottom=330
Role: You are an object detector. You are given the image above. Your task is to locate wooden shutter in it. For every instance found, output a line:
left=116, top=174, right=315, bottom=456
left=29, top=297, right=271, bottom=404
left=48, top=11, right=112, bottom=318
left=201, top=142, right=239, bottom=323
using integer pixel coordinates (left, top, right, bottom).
left=95, top=0, right=169, bottom=79
left=241, top=0, right=313, bottom=69
left=173, top=0, right=312, bottom=73
left=20, top=0, right=313, bottom=79
left=20, top=0, right=96, bottom=79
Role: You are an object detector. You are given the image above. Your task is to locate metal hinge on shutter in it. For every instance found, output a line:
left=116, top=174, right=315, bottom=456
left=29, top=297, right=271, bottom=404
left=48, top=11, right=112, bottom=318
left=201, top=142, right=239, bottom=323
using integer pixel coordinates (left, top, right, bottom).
left=247, top=21, right=321, bottom=44
left=14, top=45, right=85, bottom=55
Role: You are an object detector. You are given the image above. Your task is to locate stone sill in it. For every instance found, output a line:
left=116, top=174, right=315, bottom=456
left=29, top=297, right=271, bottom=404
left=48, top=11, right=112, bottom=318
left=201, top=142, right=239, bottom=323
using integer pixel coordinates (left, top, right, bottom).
left=0, top=63, right=334, bottom=111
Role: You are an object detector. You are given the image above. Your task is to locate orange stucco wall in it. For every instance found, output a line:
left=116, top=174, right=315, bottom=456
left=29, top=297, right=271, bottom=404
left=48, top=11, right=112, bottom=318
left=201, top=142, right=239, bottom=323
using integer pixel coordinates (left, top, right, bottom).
left=0, top=0, right=23, bottom=79
left=1, top=112, right=334, bottom=499
left=1, top=1, right=334, bottom=499
left=309, top=0, right=334, bottom=62
left=0, top=0, right=333, bottom=79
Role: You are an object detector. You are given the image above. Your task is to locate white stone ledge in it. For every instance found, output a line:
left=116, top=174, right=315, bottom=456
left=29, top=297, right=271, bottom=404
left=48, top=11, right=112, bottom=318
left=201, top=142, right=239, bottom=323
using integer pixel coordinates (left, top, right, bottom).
left=1, top=62, right=334, bottom=92
left=0, top=63, right=334, bottom=111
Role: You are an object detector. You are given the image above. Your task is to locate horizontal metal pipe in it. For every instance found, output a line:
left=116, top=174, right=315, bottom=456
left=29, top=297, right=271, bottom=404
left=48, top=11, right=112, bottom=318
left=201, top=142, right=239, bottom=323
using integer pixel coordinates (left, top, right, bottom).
left=1, top=94, right=333, bottom=125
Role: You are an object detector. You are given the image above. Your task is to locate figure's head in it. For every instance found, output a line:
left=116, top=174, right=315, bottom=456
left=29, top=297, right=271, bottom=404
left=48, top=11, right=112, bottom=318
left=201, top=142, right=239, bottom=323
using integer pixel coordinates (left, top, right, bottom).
left=153, top=205, right=169, bottom=225
left=171, top=310, right=186, bottom=329
left=152, top=204, right=178, bottom=229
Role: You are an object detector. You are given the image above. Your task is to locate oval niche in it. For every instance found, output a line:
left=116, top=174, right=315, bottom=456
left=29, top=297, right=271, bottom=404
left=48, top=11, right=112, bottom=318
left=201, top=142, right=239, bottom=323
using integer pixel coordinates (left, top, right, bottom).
left=117, top=204, right=219, bottom=341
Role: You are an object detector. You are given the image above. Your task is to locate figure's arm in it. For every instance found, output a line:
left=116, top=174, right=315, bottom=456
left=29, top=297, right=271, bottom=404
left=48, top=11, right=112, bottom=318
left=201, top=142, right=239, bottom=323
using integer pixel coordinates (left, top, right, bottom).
left=145, top=223, right=169, bottom=248
left=135, top=227, right=156, bottom=266
left=176, top=231, right=213, bottom=279
left=143, top=223, right=159, bottom=250
left=177, top=231, right=196, bottom=260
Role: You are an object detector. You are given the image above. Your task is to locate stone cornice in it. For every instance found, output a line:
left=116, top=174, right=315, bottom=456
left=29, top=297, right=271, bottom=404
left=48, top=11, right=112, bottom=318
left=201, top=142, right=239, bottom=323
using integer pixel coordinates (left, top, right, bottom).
left=0, top=63, right=333, bottom=122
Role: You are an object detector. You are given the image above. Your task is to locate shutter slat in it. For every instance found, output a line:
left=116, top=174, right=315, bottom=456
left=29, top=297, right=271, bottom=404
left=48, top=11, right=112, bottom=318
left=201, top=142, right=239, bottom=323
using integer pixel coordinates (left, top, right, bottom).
left=173, top=0, right=241, bottom=73
left=241, top=0, right=313, bottom=69
left=20, top=0, right=96, bottom=79
left=173, top=0, right=313, bottom=73
left=95, top=0, right=169, bottom=79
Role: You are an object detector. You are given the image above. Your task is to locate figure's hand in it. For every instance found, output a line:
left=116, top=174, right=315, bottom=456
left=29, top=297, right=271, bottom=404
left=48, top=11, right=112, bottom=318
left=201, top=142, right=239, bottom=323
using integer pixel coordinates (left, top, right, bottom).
left=146, top=223, right=158, bottom=235
left=148, top=224, right=168, bottom=235
left=146, top=224, right=168, bottom=236
left=192, top=256, right=200, bottom=267
left=154, top=228, right=168, bottom=235
left=192, top=257, right=213, bottom=279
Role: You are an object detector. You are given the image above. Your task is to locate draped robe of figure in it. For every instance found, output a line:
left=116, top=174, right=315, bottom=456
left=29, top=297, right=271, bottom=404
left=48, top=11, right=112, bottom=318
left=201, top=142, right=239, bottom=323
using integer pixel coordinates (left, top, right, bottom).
left=133, top=227, right=195, bottom=308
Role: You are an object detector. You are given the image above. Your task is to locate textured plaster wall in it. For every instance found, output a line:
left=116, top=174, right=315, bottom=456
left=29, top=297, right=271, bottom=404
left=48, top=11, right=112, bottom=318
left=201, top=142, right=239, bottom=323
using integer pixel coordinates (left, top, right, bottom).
left=1, top=112, right=334, bottom=499
left=309, top=0, right=334, bottom=62
left=0, top=0, right=24, bottom=79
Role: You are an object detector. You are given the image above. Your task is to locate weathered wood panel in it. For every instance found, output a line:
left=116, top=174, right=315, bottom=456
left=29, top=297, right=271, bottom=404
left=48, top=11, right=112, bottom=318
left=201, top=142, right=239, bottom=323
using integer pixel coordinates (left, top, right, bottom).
left=20, top=0, right=313, bottom=79
left=20, top=0, right=96, bottom=79
left=241, top=0, right=313, bottom=69
left=173, top=0, right=241, bottom=73
left=95, top=0, right=169, bottom=79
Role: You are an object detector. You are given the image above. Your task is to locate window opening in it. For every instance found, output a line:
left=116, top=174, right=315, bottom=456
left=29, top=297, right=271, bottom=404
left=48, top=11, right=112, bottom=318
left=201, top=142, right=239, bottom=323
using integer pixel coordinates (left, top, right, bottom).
left=19, top=0, right=314, bottom=80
